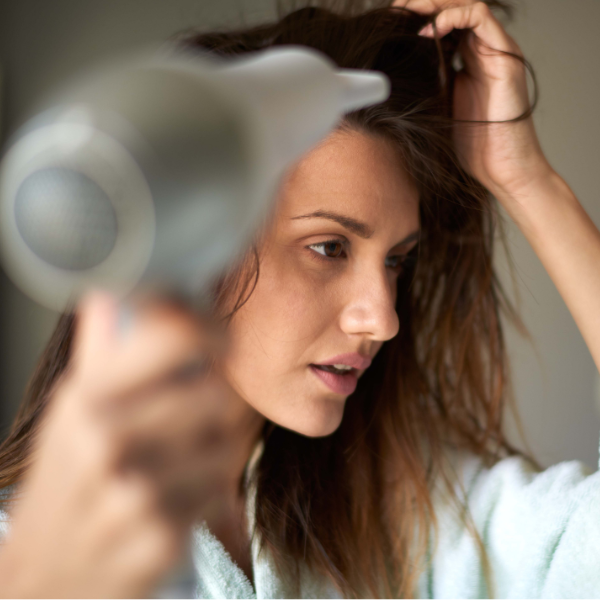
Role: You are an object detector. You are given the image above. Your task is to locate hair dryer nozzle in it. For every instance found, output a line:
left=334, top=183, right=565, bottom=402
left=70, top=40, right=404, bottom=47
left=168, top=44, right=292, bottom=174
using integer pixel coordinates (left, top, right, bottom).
left=336, top=70, right=390, bottom=113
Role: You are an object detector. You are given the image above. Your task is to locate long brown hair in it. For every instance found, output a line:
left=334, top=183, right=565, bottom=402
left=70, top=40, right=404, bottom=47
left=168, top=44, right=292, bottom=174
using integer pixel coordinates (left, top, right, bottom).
left=0, top=1, right=536, bottom=597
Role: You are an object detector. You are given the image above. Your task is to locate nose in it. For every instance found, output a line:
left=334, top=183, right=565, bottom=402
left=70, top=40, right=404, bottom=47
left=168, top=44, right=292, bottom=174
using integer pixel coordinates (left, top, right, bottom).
left=338, top=265, right=400, bottom=342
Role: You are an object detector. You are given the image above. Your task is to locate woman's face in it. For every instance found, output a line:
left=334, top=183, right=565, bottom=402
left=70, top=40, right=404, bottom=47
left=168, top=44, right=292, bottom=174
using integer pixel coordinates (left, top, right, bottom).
left=222, top=128, right=420, bottom=437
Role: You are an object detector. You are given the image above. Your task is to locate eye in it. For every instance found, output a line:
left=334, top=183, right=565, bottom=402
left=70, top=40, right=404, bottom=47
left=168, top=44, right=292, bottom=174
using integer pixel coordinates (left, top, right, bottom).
left=308, top=240, right=345, bottom=259
left=385, top=250, right=418, bottom=273
left=385, top=255, right=403, bottom=269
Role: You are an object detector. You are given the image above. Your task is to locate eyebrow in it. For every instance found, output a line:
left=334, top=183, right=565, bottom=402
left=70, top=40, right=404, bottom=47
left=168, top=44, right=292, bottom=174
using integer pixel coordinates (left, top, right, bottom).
left=291, top=210, right=373, bottom=238
left=395, top=230, right=420, bottom=246
left=290, top=209, right=420, bottom=245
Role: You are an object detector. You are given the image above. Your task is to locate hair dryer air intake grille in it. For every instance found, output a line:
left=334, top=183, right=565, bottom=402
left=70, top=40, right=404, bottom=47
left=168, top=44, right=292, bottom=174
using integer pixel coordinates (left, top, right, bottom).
left=15, top=167, right=118, bottom=271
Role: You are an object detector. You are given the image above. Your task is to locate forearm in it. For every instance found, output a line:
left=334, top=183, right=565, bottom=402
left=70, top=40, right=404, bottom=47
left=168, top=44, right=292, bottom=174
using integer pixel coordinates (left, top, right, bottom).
left=497, top=171, right=600, bottom=373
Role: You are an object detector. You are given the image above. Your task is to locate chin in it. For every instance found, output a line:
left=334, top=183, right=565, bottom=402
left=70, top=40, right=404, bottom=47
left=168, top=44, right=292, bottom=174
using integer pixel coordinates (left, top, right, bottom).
left=275, top=396, right=345, bottom=438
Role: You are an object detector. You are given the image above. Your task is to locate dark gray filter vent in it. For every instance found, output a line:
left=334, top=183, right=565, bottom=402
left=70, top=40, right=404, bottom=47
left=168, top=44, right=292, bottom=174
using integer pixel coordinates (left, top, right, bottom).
left=14, top=167, right=118, bottom=270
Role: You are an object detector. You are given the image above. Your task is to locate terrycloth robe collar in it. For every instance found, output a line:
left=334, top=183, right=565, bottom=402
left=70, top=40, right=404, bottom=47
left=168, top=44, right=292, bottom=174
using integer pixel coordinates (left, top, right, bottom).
left=190, top=439, right=343, bottom=599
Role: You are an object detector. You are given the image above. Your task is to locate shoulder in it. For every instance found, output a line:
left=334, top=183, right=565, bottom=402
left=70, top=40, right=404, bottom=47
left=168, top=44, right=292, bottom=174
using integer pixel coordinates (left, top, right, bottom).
left=428, top=448, right=600, bottom=598
left=449, top=448, right=594, bottom=514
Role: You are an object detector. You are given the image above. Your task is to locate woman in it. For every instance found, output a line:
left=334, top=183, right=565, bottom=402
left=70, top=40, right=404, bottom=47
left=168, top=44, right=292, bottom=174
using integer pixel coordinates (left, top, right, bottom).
left=0, top=0, right=598, bottom=597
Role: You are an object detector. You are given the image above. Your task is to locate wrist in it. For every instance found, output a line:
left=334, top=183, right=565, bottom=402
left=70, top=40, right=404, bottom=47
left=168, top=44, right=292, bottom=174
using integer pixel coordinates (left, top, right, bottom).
left=496, top=170, right=587, bottom=257
left=494, top=166, right=574, bottom=223
left=492, top=156, right=554, bottom=199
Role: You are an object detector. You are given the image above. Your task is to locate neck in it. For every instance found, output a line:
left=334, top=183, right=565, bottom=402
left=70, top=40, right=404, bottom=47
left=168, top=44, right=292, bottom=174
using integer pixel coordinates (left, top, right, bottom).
left=215, top=362, right=267, bottom=503
left=228, top=408, right=266, bottom=503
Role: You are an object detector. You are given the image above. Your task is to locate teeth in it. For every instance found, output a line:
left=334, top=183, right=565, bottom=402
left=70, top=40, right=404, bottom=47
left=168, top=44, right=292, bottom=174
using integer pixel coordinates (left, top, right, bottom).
left=313, top=364, right=354, bottom=375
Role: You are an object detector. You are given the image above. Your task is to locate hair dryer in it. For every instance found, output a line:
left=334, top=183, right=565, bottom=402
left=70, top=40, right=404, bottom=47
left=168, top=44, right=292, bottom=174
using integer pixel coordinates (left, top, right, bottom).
left=0, top=44, right=391, bottom=598
left=0, top=45, right=389, bottom=311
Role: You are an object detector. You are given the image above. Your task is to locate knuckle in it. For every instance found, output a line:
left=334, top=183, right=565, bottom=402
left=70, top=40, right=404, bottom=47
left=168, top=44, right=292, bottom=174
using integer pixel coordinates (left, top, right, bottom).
left=115, top=474, right=159, bottom=520
left=125, top=519, right=183, bottom=582
left=145, top=522, right=183, bottom=572
left=80, top=433, right=114, bottom=477
left=86, top=481, right=154, bottom=543
left=472, top=2, right=489, bottom=17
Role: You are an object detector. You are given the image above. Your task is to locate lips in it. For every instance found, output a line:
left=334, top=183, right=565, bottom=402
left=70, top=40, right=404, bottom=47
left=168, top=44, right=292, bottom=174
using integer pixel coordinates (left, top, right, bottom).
left=310, top=365, right=358, bottom=395
left=316, top=353, right=372, bottom=371
left=309, top=353, right=372, bottom=395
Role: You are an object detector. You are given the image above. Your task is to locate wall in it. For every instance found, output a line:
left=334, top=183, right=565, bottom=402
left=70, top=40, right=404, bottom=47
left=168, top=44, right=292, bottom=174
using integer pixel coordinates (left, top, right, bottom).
left=498, top=0, right=600, bottom=468
left=0, top=0, right=599, bottom=468
left=0, top=0, right=275, bottom=432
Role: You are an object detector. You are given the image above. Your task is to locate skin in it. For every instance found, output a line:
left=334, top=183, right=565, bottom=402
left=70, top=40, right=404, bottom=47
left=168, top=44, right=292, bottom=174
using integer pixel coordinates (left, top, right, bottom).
left=207, top=128, right=420, bottom=582
left=222, top=128, right=420, bottom=439
left=0, top=127, right=420, bottom=597
left=2, top=0, right=600, bottom=596
left=0, top=297, right=261, bottom=598
left=407, top=0, right=600, bottom=373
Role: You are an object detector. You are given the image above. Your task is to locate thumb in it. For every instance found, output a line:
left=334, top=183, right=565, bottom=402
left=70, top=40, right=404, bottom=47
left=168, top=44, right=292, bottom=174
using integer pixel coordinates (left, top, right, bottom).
left=71, top=290, right=120, bottom=386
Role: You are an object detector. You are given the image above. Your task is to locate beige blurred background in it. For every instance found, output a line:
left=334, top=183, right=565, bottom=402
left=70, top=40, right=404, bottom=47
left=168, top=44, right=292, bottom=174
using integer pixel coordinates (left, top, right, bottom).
left=0, top=0, right=598, bottom=469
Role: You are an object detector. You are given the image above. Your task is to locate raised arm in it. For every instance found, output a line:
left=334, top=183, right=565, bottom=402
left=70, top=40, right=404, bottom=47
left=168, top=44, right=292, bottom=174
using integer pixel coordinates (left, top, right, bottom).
left=400, top=0, right=600, bottom=373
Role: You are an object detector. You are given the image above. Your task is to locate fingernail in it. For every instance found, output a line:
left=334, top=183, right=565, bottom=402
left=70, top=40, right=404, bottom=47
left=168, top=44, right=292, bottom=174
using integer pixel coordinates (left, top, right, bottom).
left=419, top=24, right=434, bottom=37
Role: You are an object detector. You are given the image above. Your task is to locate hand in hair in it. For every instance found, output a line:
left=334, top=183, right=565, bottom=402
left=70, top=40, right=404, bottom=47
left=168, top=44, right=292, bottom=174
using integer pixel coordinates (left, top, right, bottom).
left=399, top=1, right=600, bottom=381
left=0, top=292, right=258, bottom=597
left=397, top=0, right=552, bottom=199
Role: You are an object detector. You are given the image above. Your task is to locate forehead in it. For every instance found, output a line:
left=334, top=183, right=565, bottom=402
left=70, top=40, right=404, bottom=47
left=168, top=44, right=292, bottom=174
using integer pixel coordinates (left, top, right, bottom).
left=277, top=128, right=419, bottom=228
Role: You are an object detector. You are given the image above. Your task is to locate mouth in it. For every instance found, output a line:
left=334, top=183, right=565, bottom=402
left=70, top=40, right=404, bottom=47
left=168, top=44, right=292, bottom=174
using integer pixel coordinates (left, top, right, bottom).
left=309, top=364, right=359, bottom=396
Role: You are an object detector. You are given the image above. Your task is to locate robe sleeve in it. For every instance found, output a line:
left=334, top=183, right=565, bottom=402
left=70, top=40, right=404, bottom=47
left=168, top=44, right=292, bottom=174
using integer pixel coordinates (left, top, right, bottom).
left=422, top=446, right=600, bottom=598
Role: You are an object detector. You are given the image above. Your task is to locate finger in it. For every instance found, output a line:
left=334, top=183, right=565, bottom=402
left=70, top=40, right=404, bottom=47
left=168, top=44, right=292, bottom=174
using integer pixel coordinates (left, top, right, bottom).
left=395, top=0, right=477, bottom=13
left=106, top=505, right=184, bottom=594
left=110, top=376, right=229, bottom=456
left=115, top=423, right=238, bottom=526
left=74, top=299, right=221, bottom=408
left=118, top=444, right=231, bottom=526
left=153, top=448, right=237, bottom=524
left=109, top=301, right=210, bottom=390
left=417, top=2, right=514, bottom=53
left=108, top=368, right=257, bottom=474
left=73, top=290, right=120, bottom=373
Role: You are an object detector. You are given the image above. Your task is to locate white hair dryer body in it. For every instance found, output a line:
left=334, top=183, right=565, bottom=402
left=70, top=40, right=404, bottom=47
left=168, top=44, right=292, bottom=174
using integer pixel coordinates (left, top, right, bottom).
left=0, top=45, right=389, bottom=311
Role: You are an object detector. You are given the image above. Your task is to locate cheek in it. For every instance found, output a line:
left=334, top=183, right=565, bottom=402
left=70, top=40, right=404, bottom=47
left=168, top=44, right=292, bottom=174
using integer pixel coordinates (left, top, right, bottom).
left=223, top=250, right=338, bottom=387
left=253, top=269, right=317, bottom=340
